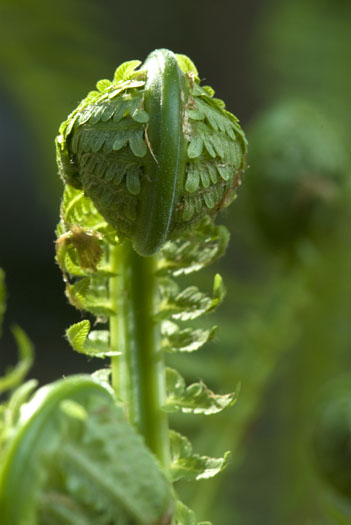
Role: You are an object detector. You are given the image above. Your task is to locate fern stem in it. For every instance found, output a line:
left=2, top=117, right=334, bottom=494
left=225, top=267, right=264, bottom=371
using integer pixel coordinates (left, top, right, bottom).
left=109, top=241, right=169, bottom=469
left=109, top=244, right=121, bottom=397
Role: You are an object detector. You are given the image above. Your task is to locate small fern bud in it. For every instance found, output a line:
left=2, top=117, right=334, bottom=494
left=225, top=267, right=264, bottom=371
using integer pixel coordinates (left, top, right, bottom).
left=247, top=101, right=346, bottom=246
left=56, top=49, right=247, bottom=256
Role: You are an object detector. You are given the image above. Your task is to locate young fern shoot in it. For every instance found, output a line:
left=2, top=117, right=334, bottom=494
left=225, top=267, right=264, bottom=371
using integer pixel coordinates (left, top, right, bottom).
left=56, top=49, right=247, bottom=523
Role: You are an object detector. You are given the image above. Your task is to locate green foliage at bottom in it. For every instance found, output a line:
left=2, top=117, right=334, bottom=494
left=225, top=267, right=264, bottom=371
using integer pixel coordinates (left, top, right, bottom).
left=0, top=376, right=173, bottom=525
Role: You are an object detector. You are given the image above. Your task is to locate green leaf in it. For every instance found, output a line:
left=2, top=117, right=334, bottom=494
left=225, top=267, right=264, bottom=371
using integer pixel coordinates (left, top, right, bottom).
left=66, top=320, right=90, bottom=353
left=59, top=185, right=106, bottom=231
left=188, top=109, right=205, bottom=121
left=202, top=107, right=218, bottom=132
left=0, top=376, right=173, bottom=525
left=84, top=299, right=116, bottom=318
left=129, top=129, right=147, bottom=157
left=106, top=163, right=127, bottom=185
left=164, top=368, right=237, bottom=415
left=126, top=169, right=141, bottom=195
left=203, top=135, right=216, bottom=158
left=193, top=194, right=203, bottom=213
left=170, top=430, right=231, bottom=481
left=216, top=164, right=232, bottom=182
left=84, top=330, right=118, bottom=358
left=0, top=326, right=34, bottom=395
left=76, top=106, right=95, bottom=127
left=101, top=103, right=116, bottom=122
left=66, top=321, right=119, bottom=359
left=176, top=54, right=199, bottom=79
left=75, top=129, right=93, bottom=153
left=96, top=79, right=112, bottom=92
left=112, top=98, right=129, bottom=122
left=62, top=249, right=90, bottom=277
left=91, top=132, right=106, bottom=153
left=161, top=321, right=217, bottom=353
left=159, top=216, right=230, bottom=276
left=212, top=97, right=226, bottom=109
left=187, top=134, right=203, bottom=158
left=211, top=134, right=225, bottom=159
left=91, top=368, right=112, bottom=389
left=189, top=91, right=248, bottom=169
left=158, top=274, right=226, bottom=321
left=198, top=166, right=210, bottom=188
left=89, top=105, right=106, bottom=125
left=182, top=198, right=195, bottom=221
left=127, top=94, right=143, bottom=115
left=114, top=60, right=142, bottom=83
left=66, top=277, right=90, bottom=310
left=185, top=164, right=200, bottom=193
left=112, top=130, right=128, bottom=151
left=70, top=129, right=81, bottom=153
left=202, top=85, right=215, bottom=97
left=231, top=139, right=244, bottom=169
left=213, top=273, right=226, bottom=303
left=203, top=187, right=216, bottom=209
left=131, top=108, right=149, bottom=123
left=94, top=157, right=108, bottom=178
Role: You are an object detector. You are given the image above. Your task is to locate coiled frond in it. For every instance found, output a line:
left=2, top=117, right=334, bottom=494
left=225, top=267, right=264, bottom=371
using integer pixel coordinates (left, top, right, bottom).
left=56, top=49, right=247, bottom=256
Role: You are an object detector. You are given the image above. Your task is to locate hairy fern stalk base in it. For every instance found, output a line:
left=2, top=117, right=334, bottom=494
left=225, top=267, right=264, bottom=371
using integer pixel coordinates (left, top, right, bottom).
left=0, top=49, right=247, bottom=525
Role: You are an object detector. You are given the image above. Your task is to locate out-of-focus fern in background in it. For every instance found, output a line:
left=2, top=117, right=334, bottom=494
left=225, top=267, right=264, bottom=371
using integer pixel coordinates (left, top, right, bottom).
left=0, top=0, right=349, bottom=523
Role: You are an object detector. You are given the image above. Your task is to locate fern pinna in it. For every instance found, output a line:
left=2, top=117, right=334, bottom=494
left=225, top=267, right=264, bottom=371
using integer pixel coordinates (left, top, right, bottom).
left=0, top=49, right=246, bottom=525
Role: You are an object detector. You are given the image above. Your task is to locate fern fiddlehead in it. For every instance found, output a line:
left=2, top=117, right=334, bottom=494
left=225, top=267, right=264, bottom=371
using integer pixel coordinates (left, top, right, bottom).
left=56, top=49, right=246, bottom=256
left=54, top=48, right=247, bottom=523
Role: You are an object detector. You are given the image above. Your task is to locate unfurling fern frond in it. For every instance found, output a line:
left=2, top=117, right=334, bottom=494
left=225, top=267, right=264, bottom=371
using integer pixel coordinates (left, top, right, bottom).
left=52, top=49, right=247, bottom=524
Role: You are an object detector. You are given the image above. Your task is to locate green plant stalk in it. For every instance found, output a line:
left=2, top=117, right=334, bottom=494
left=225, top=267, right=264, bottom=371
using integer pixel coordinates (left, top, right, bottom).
left=54, top=50, right=248, bottom=521
left=109, top=241, right=169, bottom=469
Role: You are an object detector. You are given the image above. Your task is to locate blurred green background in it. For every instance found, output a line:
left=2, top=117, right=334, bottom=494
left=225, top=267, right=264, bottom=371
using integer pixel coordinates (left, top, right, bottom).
left=0, top=0, right=350, bottom=523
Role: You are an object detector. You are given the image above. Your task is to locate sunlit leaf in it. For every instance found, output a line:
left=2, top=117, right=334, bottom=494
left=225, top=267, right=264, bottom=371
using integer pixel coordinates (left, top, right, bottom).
left=170, top=430, right=231, bottom=481
left=164, top=368, right=237, bottom=415
left=66, top=320, right=91, bottom=353
left=161, top=321, right=217, bottom=353
left=114, top=60, right=142, bottom=83
left=176, top=54, right=199, bottom=79
left=157, top=274, right=225, bottom=321
left=159, top=217, right=230, bottom=276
